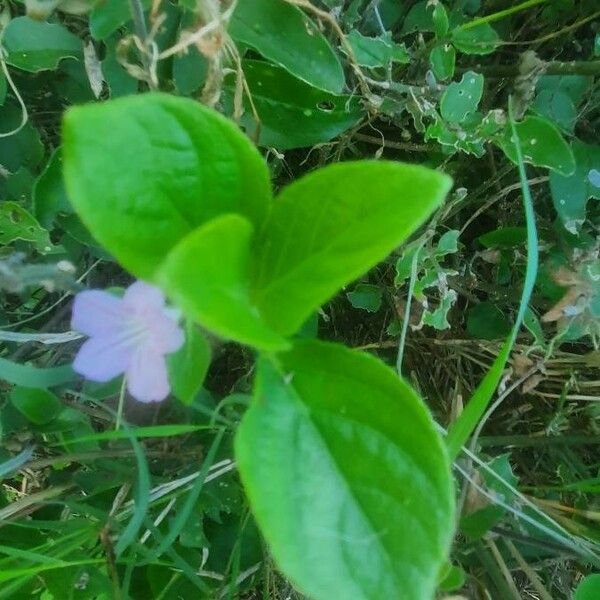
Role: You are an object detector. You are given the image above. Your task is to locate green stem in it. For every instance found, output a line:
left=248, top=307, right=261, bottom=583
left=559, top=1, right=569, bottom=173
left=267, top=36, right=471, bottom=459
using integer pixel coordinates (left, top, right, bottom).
left=115, top=376, right=127, bottom=431
left=457, top=0, right=549, bottom=31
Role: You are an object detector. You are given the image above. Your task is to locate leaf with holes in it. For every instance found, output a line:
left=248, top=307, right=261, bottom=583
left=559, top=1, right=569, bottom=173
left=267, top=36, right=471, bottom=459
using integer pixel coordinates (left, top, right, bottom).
left=498, top=115, right=575, bottom=176
left=3, top=17, right=82, bottom=72
left=230, top=0, right=344, bottom=93
left=440, top=71, right=484, bottom=123
left=223, top=60, right=362, bottom=150
left=550, top=140, right=600, bottom=233
left=236, top=340, right=455, bottom=600
left=344, top=30, right=410, bottom=68
left=0, top=202, right=54, bottom=254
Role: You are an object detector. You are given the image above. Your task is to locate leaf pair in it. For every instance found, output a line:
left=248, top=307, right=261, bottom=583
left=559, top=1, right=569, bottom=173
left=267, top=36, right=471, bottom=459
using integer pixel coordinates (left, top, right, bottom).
left=63, top=93, right=452, bottom=350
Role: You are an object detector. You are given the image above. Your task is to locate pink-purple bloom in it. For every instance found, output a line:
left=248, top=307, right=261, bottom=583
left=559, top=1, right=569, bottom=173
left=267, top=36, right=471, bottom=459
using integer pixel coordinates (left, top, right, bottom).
left=71, top=281, right=184, bottom=402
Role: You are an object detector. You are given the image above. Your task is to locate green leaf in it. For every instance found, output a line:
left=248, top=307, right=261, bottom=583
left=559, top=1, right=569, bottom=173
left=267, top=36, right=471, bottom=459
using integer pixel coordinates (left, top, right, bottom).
left=33, top=148, right=71, bottom=229
left=345, top=30, right=410, bottom=68
left=467, top=301, right=511, bottom=340
left=0, top=104, right=44, bottom=172
left=0, top=202, right=53, bottom=254
left=451, top=23, right=500, bottom=55
left=89, top=0, right=150, bottom=40
left=229, top=0, right=345, bottom=93
left=224, top=60, right=362, bottom=150
left=235, top=340, right=455, bottom=600
left=574, top=574, right=600, bottom=600
left=158, top=214, right=289, bottom=351
left=549, top=140, right=600, bottom=233
left=432, top=2, right=449, bottom=39
left=440, top=71, right=484, bottom=123
left=435, top=230, right=460, bottom=256
left=251, top=161, right=452, bottom=336
left=347, top=283, right=383, bottom=312
left=498, top=115, right=576, bottom=176
left=3, top=16, right=82, bottom=72
left=0, top=357, right=75, bottom=388
left=10, top=387, right=62, bottom=425
left=532, top=89, right=576, bottom=132
left=479, top=226, right=527, bottom=248
left=63, top=93, right=272, bottom=279
left=430, top=44, right=456, bottom=80
left=167, top=324, right=211, bottom=405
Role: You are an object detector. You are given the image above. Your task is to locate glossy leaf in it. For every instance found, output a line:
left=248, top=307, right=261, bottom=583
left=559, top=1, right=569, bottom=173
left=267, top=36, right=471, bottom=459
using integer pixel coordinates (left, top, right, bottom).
left=3, top=17, right=82, bottom=72
left=236, top=339, right=455, bottom=600
left=230, top=0, right=344, bottom=93
left=251, top=161, right=452, bottom=335
left=63, top=93, right=272, bottom=279
left=224, top=61, right=362, bottom=150
left=498, top=115, right=575, bottom=176
left=549, top=140, right=600, bottom=233
left=158, top=214, right=289, bottom=352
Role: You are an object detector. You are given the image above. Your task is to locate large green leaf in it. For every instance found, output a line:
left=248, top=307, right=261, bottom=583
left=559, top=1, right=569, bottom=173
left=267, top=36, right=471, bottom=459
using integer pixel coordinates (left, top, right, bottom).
left=236, top=340, right=455, bottom=600
left=549, top=140, right=600, bottom=233
left=498, top=115, right=576, bottom=176
left=224, top=60, right=362, bottom=150
left=575, top=574, right=600, bottom=600
left=3, top=17, right=82, bottom=72
left=158, top=214, right=289, bottom=352
left=229, top=0, right=344, bottom=93
left=251, top=161, right=452, bottom=335
left=63, top=93, right=272, bottom=279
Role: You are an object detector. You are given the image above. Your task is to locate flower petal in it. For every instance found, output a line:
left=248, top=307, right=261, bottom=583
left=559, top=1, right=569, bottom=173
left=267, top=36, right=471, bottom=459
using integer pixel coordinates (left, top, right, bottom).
left=146, top=313, right=185, bottom=354
left=71, top=290, right=129, bottom=337
left=73, top=335, right=132, bottom=382
left=126, top=348, right=170, bottom=402
left=124, top=281, right=165, bottom=311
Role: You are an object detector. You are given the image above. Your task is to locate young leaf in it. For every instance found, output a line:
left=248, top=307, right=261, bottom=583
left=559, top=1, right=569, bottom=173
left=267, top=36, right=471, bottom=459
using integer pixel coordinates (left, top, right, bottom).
left=498, top=115, right=576, bottom=176
left=251, top=161, right=452, bottom=336
left=63, top=93, right=272, bottom=279
left=430, top=44, right=456, bottom=80
left=224, top=61, right=362, bottom=150
left=3, top=17, right=82, bottom=72
left=158, top=214, right=289, bottom=352
left=344, top=30, right=410, bottom=68
left=452, top=24, right=500, bottom=55
left=236, top=340, right=455, bottom=600
left=230, top=0, right=345, bottom=93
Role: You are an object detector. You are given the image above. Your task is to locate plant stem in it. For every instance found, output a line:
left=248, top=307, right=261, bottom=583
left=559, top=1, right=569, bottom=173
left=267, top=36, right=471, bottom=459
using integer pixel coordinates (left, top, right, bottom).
left=459, top=59, right=600, bottom=78
left=457, top=0, right=549, bottom=31
left=129, top=0, right=152, bottom=84
left=115, top=377, right=127, bottom=431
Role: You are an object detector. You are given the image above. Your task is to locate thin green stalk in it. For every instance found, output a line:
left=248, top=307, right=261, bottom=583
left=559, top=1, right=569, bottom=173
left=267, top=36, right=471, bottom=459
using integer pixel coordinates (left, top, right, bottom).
left=457, top=0, right=549, bottom=31
left=115, top=376, right=127, bottom=431
left=446, top=97, right=539, bottom=459
left=396, top=244, right=422, bottom=376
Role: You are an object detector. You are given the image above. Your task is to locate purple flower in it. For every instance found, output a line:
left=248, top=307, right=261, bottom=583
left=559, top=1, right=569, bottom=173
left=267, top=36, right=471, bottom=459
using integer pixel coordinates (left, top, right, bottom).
left=71, top=281, right=184, bottom=402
